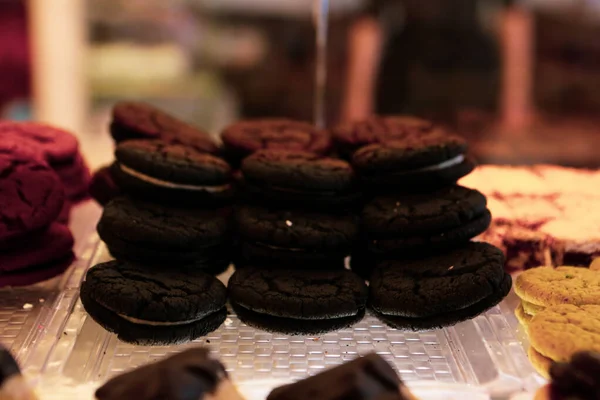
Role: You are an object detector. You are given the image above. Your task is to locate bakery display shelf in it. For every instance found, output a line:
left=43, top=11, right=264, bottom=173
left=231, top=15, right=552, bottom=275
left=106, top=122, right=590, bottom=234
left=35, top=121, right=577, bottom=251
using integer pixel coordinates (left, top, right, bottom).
left=0, top=201, right=102, bottom=377
left=27, top=237, right=543, bottom=399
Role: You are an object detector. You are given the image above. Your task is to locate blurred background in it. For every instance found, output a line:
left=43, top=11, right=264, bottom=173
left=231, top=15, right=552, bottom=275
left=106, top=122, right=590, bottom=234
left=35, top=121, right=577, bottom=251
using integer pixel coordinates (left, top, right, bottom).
left=1, top=0, right=600, bottom=168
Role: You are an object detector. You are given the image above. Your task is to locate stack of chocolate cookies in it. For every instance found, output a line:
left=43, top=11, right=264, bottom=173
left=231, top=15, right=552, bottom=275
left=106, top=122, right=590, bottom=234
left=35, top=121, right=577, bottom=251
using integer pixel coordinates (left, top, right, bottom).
left=0, top=144, right=75, bottom=287
left=81, top=103, right=234, bottom=345
left=332, top=116, right=512, bottom=331
left=221, top=120, right=368, bottom=334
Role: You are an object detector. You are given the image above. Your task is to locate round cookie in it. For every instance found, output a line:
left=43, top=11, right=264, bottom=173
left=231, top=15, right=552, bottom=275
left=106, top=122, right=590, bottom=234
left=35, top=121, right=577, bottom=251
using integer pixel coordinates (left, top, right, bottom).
left=80, top=261, right=227, bottom=345
left=515, top=267, right=600, bottom=307
left=228, top=267, right=367, bottom=334
left=98, top=196, right=231, bottom=270
left=89, top=165, right=121, bottom=206
left=361, top=186, right=491, bottom=255
left=240, top=150, right=361, bottom=210
left=0, top=253, right=74, bottom=288
left=0, top=121, right=79, bottom=165
left=515, top=303, right=532, bottom=328
left=112, top=140, right=233, bottom=205
left=221, top=119, right=331, bottom=165
left=235, top=205, right=359, bottom=267
left=0, top=151, right=65, bottom=242
left=528, top=346, right=552, bottom=379
left=331, top=116, right=435, bottom=158
left=528, top=304, right=600, bottom=363
left=110, top=101, right=220, bottom=154
left=0, top=224, right=74, bottom=273
left=369, top=242, right=507, bottom=318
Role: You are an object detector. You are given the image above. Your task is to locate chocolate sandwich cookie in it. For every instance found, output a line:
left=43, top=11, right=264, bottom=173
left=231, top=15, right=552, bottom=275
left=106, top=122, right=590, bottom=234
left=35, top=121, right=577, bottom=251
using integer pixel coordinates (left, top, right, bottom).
left=110, top=101, right=220, bottom=154
left=89, top=165, right=121, bottom=206
left=361, top=186, right=491, bottom=255
left=228, top=267, right=367, bottom=334
left=96, top=348, right=246, bottom=400
left=221, top=119, right=331, bottom=166
left=235, top=205, right=358, bottom=268
left=268, top=353, right=418, bottom=400
left=98, top=196, right=231, bottom=273
left=369, top=242, right=511, bottom=331
left=112, top=140, right=234, bottom=205
left=240, top=150, right=361, bottom=210
left=0, top=151, right=65, bottom=242
left=80, top=261, right=227, bottom=345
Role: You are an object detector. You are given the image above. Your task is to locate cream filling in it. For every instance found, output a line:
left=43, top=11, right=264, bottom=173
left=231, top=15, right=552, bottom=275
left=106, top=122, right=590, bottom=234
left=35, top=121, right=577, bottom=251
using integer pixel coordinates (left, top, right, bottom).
left=120, top=164, right=231, bottom=193
left=0, top=375, right=38, bottom=400
left=411, top=154, right=465, bottom=172
left=117, top=314, right=199, bottom=326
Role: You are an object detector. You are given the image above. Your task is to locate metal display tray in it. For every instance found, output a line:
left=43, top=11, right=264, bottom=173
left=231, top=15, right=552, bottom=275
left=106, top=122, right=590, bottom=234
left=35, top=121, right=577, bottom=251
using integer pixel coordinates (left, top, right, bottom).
left=1, top=202, right=544, bottom=399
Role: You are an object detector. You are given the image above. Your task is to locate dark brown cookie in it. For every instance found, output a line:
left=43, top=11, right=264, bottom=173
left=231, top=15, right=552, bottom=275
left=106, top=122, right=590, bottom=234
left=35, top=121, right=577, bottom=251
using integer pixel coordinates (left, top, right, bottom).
left=221, top=119, right=331, bottom=165
left=110, top=101, right=220, bottom=154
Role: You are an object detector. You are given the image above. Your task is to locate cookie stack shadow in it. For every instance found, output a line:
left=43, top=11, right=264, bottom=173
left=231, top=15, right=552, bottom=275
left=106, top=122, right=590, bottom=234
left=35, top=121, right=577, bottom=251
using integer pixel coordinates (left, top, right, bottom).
left=332, top=116, right=512, bottom=331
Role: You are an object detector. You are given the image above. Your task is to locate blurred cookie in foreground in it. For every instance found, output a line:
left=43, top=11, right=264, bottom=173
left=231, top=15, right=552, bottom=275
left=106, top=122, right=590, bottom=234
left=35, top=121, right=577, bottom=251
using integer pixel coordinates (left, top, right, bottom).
left=268, top=353, right=418, bottom=400
left=96, top=348, right=245, bottom=400
left=0, top=344, right=38, bottom=400
left=89, top=165, right=121, bottom=206
left=534, top=351, right=600, bottom=400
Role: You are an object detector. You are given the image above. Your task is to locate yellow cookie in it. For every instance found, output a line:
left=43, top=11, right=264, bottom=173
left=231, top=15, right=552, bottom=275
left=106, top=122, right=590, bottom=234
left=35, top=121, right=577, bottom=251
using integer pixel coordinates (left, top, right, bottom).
left=515, top=303, right=532, bottom=328
left=528, top=346, right=552, bottom=379
left=534, top=385, right=551, bottom=400
left=529, top=304, right=600, bottom=363
left=590, top=257, right=600, bottom=271
left=515, top=266, right=600, bottom=307
left=522, top=300, right=544, bottom=316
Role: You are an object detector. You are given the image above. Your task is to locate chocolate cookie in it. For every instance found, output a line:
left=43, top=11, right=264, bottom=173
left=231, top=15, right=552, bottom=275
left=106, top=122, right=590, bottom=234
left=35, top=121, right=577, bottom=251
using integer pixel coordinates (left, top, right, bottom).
left=110, top=101, right=220, bottom=154
left=221, top=119, right=331, bottom=166
left=361, top=186, right=491, bottom=255
left=369, top=243, right=511, bottom=331
left=80, top=261, right=227, bottom=345
left=228, top=267, right=367, bottom=334
left=112, top=140, right=234, bottom=205
left=240, top=150, right=361, bottom=210
left=0, top=151, right=65, bottom=242
left=98, top=196, right=231, bottom=272
left=235, top=205, right=358, bottom=268
left=89, top=164, right=121, bottom=206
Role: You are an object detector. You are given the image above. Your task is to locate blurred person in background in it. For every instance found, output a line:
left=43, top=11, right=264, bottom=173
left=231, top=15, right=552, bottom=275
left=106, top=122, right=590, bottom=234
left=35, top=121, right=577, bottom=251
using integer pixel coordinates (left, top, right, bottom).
left=0, top=0, right=30, bottom=117
left=343, top=0, right=515, bottom=123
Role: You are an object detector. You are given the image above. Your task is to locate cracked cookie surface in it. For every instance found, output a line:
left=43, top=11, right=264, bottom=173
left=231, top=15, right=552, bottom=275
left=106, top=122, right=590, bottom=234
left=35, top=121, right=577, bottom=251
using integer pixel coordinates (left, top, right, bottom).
left=0, top=152, right=65, bottom=241
left=82, top=261, right=227, bottom=323
left=369, top=242, right=506, bottom=318
left=110, top=102, right=219, bottom=154
left=228, top=267, right=368, bottom=319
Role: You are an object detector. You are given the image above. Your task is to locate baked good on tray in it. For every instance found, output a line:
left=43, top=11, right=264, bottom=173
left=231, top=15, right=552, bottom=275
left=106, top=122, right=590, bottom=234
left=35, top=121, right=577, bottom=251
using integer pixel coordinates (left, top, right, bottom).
left=89, top=164, right=121, bottom=206
left=80, top=261, right=227, bottom=345
left=228, top=267, right=367, bottom=334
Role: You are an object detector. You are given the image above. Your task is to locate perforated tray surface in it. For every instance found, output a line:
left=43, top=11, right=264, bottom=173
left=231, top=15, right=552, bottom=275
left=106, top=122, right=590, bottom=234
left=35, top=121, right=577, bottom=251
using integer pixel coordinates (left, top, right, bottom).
left=26, top=236, right=543, bottom=400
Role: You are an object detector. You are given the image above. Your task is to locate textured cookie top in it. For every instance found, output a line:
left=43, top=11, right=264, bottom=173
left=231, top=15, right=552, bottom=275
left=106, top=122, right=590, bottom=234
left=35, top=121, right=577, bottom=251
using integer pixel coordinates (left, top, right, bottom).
left=0, top=121, right=79, bottom=164
left=369, top=242, right=506, bottom=317
left=115, top=140, right=231, bottom=185
left=228, top=268, right=368, bottom=319
left=83, top=261, right=227, bottom=322
left=515, top=267, right=600, bottom=307
left=0, top=151, right=65, bottom=242
left=362, top=186, right=488, bottom=236
left=529, top=304, right=600, bottom=362
left=111, top=102, right=219, bottom=154
left=221, top=119, right=331, bottom=156
left=235, top=205, right=359, bottom=249
left=242, top=150, right=355, bottom=192
left=98, top=196, right=230, bottom=249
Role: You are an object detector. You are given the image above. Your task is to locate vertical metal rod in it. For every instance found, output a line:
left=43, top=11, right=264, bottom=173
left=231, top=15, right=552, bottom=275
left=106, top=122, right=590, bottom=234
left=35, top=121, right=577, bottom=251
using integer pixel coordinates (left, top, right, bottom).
left=313, top=0, right=329, bottom=129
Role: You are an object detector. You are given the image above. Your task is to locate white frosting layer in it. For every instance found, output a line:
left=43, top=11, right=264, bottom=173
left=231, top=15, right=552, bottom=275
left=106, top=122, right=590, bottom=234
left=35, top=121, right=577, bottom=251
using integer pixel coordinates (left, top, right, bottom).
left=413, top=154, right=465, bottom=172
left=120, top=164, right=231, bottom=193
left=117, top=313, right=198, bottom=326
